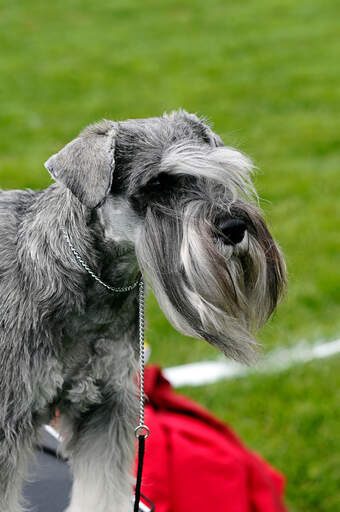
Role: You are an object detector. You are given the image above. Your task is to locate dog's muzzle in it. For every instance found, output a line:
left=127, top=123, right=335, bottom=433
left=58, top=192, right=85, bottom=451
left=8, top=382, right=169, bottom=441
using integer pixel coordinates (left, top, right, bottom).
left=136, top=197, right=285, bottom=364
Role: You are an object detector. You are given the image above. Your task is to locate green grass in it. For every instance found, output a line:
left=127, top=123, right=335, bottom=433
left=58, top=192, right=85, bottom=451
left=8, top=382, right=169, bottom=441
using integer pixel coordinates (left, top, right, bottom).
left=0, top=0, right=339, bottom=509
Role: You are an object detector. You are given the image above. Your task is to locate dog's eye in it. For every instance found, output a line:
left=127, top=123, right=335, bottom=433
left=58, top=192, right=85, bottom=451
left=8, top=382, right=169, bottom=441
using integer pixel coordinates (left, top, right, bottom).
left=148, top=176, right=162, bottom=187
left=130, top=173, right=180, bottom=214
left=146, top=173, right=173, bottom=189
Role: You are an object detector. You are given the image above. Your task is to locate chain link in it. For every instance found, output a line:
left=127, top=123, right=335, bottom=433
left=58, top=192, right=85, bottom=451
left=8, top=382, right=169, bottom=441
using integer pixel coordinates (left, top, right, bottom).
left=62, top=229, right=140, bottom=292
left=135, top=280, right=149, bottom=437
left=62, top=228, right=149, bottom=439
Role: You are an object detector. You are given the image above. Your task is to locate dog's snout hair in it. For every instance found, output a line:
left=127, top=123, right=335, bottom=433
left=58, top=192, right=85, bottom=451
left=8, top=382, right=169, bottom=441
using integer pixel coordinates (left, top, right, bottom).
left=0, top=110, right=286, bottom=512
left=136, top=143, right=286, bottom=363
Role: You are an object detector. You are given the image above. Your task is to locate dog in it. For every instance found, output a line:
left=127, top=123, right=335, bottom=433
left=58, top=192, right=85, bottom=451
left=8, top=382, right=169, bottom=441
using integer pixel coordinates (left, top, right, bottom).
left=0, top=110, right=286, bottom=512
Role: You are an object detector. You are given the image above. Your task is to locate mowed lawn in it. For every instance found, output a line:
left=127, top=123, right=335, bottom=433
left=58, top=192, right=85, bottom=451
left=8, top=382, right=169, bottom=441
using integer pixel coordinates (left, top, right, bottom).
left=0, top=0, right=339, bottom=510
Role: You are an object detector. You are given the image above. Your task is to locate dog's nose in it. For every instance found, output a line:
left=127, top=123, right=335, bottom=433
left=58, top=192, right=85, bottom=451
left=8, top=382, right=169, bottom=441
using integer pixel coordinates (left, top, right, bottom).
left=218, top=218, right=247, bottom=245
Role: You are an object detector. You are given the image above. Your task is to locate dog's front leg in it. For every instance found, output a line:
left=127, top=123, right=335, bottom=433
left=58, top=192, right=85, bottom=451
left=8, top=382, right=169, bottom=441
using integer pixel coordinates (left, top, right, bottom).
left=60, top=390, right=138, bottom=512
left=0, top=418, right=37, bottom=512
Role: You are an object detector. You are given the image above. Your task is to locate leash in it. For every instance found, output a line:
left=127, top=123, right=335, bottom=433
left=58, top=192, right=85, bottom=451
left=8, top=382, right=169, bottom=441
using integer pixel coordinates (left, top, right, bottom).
left=134, top=278, right=150, bottom=511
left=62, top=229, right=150, bottom=511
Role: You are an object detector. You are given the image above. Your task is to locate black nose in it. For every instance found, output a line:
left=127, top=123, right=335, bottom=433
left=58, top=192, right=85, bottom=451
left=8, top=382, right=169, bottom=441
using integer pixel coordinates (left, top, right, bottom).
left=218, top=218, right=247, bottom=245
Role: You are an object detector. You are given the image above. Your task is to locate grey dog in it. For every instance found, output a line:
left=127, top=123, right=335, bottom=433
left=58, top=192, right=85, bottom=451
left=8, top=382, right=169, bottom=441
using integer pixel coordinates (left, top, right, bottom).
left=0, top=110, right=286, bottom=511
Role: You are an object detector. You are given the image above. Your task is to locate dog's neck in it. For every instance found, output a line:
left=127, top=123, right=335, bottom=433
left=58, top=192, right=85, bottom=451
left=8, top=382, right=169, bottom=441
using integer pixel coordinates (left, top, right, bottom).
left=17, top=183, right=140, bottom=293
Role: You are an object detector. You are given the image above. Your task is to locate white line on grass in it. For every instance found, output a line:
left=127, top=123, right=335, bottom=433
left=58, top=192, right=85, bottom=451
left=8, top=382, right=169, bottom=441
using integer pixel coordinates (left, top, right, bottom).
left=163, top=338, right=340, bottom=387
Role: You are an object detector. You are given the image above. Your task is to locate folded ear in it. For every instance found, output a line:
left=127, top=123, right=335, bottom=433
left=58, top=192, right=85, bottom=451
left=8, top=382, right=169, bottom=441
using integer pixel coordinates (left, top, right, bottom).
left=44, top=120, right=117, bottom=208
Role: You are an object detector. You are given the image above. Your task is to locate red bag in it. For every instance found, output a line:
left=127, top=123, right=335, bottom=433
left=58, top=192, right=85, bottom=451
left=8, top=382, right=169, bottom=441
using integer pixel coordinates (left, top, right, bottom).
left=137, top=366, right=287, bottom=512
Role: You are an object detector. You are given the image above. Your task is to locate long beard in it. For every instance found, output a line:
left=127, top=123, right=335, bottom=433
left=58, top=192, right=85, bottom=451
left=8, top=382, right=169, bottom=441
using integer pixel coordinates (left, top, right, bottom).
left=136, top=199, right=285, bottom=364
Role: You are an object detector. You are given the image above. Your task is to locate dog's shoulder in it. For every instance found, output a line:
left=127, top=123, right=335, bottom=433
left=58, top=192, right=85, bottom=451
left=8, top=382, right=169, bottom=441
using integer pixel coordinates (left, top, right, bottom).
left=0, top=188, right=47, bottom=307
left=0, top=188, right=38, bottom=264
left=0, top=188, right=39, bottom=228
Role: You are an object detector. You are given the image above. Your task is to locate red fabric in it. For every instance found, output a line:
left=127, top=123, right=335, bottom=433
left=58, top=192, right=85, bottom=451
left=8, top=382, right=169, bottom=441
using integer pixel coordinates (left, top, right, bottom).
left=136, top=365, right=287, bottom=512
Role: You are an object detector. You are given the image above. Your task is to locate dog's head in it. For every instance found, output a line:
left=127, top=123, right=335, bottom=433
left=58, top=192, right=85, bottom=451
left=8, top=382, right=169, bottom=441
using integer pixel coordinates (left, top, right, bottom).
left=45, top=110, right=286, bottom=362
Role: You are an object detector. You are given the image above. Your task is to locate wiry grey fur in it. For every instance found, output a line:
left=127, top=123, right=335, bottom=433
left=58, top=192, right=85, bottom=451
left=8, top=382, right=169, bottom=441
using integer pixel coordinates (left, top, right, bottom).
left=0, top=110, right=286, bottom=512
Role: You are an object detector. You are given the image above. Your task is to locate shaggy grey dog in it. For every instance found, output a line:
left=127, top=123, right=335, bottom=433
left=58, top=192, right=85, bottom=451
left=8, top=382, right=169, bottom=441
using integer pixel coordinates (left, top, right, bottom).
left=0, top=110, right=286, bottom=512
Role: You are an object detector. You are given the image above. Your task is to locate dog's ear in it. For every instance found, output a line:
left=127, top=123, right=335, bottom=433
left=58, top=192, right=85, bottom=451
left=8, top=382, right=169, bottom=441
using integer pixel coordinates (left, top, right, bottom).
left=44, top=120, right=117, bottom=209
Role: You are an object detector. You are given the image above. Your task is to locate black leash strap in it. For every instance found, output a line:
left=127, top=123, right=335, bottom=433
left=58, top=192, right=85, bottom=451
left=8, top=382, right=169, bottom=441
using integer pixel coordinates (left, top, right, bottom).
left=134, top=434, right=146, bottom=512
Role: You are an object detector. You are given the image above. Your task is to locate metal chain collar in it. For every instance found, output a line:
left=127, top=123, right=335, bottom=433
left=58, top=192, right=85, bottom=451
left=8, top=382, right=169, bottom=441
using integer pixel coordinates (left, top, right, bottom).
left=62, top=229, right=149, bottom=439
